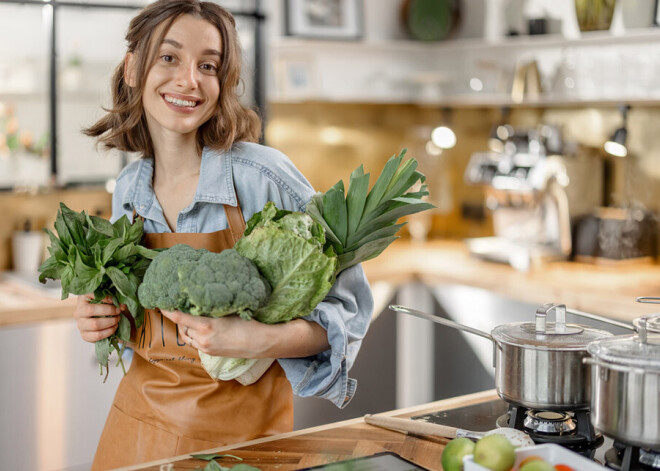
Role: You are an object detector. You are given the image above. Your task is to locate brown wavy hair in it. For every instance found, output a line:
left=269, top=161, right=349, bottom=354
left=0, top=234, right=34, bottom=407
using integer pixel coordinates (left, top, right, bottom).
left=84, top=0, right=261, bottom=156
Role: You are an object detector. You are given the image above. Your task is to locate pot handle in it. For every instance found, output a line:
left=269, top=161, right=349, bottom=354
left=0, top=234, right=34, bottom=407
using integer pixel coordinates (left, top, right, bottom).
left=389, top=305, right=494, bottom=342
left=636, top=296, right=660, bottom=304
left=536, top=303, right=567, bottom=333
left=565, top=307, right=635, bottom=331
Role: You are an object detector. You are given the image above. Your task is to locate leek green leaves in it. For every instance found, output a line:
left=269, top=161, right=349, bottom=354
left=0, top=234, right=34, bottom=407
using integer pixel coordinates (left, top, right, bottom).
left=306, top=149, right=434, bottom=274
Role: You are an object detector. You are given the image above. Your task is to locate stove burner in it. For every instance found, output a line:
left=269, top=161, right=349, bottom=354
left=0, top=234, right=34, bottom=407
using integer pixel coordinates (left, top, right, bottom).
left=498, top=404, right=602, bottom=448
left=640, top=449, right=660, bottom=468
left=523, top=410, right=577, bottom=435
left=603, top=440, right=660, bottom=470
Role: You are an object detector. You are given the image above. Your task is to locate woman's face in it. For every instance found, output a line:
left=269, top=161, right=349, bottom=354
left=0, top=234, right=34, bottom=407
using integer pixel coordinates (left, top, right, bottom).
left=140, top=14, right=222, bottom=140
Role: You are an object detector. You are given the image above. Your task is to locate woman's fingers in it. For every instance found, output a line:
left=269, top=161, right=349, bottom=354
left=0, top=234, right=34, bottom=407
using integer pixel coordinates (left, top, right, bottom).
left=161, top=309, right=209, bottom=347
left=80, top=324, right=119, bottom=343
left=74, top=294, right=122, bottom=343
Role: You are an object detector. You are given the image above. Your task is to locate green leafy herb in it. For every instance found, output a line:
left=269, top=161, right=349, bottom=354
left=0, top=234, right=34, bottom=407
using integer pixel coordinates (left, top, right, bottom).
left=38, top=203, right=160, bottom=380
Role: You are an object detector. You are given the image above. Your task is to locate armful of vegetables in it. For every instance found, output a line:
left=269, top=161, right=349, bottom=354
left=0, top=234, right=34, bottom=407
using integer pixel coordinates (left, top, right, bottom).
left=138, top=149, right=434, bottom=383
left=38, top=203, right=160, bottom=380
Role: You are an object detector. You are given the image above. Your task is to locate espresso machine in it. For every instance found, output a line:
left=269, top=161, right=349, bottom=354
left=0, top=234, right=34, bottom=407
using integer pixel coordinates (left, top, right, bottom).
left=464, top=125, right=579, bottom=271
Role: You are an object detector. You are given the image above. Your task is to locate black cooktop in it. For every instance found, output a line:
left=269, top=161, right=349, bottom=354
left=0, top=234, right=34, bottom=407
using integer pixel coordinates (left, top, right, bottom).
left=411, top=399, right=615, bottom=467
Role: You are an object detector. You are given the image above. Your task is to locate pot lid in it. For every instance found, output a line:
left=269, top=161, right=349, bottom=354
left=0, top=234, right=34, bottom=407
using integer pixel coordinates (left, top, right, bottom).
left=491, top=303, right=613, bottom=350
left=633, top=314, right=660, bottom=333
left=589, top=314, right=660, bottom=370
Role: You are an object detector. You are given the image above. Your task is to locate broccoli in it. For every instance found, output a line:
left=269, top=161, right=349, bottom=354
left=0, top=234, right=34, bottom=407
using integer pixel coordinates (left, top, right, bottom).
left=137, top=244, right=208, bottom=312
left=178, top=249, right=271, bottom=320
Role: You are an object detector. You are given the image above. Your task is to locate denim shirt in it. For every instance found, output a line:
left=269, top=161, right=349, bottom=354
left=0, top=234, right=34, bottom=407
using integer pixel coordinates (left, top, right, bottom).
left=111, top=142, right=374, bottom=408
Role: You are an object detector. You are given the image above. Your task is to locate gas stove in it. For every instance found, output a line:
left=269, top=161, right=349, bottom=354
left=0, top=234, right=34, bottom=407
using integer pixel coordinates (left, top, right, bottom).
left=412, top=398, right=660, bottom=470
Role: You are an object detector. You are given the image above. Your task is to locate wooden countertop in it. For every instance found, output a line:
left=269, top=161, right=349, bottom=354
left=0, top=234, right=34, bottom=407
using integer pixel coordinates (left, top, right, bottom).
left=361, top=240, right=660, bottom=322
left=0, top=274, right=75, bottom=327
left=115, top=389, right=500, bottom=471
left=2, top=240, right=659, bottom=327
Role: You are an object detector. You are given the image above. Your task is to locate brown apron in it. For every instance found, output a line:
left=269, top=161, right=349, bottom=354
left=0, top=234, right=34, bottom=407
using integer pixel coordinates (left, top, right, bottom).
left=92, top=204, right=293, bottom=470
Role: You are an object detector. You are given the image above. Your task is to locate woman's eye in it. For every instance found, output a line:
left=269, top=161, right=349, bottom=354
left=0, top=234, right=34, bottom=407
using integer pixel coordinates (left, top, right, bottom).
left=200, top=63, right=218, bottom=72
left=161, top=55, right=174, bottom=63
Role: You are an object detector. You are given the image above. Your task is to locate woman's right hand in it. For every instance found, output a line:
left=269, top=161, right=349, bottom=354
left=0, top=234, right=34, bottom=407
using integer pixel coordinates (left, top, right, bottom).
left=74, top=294, right=122, bottom=343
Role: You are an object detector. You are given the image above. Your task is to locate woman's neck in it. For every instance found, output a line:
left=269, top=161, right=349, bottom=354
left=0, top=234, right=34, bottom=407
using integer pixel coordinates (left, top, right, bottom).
left=151, top=131, right=201, bottom=184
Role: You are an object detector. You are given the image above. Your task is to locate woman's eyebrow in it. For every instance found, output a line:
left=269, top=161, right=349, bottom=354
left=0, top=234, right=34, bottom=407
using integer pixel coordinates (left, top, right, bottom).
left=161, top=38, right=221, bottom=57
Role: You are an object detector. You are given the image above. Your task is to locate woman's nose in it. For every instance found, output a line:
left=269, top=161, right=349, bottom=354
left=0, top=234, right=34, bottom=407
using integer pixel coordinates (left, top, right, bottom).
left=175, top=62, right=198, bottom=89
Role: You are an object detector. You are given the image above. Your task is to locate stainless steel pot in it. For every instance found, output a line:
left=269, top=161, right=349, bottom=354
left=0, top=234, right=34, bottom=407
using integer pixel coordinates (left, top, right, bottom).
left=585, top=312, right=660, bottom=449
left=391, top=303, right=614, bottom=411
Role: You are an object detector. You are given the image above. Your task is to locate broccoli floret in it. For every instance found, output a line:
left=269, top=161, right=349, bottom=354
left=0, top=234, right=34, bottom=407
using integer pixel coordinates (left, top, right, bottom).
left=137, top=244, right=208, bottom=312
left=178, top=249, right=271, bottom=319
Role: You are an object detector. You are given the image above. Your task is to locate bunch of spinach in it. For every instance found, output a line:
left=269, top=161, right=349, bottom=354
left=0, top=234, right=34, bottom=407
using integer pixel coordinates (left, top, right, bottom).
left=38, top=203, right=160, bottom=379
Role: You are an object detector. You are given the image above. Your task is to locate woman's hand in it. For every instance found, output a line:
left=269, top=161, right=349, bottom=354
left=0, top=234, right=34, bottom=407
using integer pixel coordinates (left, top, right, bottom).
left=74, top=294, right=124, bottom=343
left=160, top=310, right=330, bottom=358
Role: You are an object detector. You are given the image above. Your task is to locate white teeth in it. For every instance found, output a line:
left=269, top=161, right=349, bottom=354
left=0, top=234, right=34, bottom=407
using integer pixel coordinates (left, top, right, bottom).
left=164, top=95, right=197, bottom=107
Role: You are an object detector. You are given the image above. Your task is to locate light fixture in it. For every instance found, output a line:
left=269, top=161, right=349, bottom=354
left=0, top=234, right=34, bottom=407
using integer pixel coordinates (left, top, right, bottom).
left=488, top=107, right=512, bottom=153
left=604, top=105, right=629, bottom=158
left=431, top=107, right=456, bottom=149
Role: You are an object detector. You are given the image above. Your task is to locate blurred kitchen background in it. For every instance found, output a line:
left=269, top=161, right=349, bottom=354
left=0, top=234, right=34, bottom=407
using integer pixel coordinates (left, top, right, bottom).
left=1, top=0, right=660, bottom=469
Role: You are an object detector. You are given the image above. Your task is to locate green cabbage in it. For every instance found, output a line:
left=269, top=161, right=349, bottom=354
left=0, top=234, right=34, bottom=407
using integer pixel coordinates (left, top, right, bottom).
left=235, top=202, right=337, bottom=324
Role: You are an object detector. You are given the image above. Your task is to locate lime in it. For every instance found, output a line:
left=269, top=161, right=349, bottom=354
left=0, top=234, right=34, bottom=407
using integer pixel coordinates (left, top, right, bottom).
left=519, top=460, right=555, bottom=471
left=441, top=437, right=475, bottom=471
left=473, top=434, right=516, bottom=471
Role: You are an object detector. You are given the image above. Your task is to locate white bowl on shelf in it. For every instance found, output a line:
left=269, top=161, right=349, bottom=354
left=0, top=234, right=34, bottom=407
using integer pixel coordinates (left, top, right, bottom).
left=463, top=443, right=607, bottom=470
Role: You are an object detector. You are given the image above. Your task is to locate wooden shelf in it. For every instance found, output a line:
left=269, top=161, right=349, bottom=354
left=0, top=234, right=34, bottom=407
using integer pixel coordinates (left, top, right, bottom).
left=270, top=28, right=660, bottom=107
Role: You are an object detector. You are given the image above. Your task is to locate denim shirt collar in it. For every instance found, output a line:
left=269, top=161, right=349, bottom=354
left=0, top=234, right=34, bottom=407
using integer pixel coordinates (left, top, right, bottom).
left=122, top=147, right=237, bottom=223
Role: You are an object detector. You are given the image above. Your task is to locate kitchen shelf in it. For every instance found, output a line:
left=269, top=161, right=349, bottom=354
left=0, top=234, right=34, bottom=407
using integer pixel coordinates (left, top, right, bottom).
left=269, top=95, right=660, bottom=109
left=270, top=27, right=660, bottom=107
left=273, top=26, right=660, bottom=55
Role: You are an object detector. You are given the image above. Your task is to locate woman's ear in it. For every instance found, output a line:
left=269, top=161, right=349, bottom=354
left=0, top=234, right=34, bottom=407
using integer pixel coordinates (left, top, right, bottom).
left=124, top=52, right=137, bottom=87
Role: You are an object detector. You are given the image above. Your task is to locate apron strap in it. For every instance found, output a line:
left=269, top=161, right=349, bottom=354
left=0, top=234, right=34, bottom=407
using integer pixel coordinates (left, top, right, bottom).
left=131, top=195, right=245, bottom=243
left=223, top=196, right=246, bottom=243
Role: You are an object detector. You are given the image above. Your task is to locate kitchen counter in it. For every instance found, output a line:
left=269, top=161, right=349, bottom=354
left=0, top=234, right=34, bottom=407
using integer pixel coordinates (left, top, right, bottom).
left=362, top=240, right=660, bottom=322
left=115, top=389, right=500, bottom=471
left=0, top=273, right=75, bottom=327
left=2, top=240, right=659, bottom=327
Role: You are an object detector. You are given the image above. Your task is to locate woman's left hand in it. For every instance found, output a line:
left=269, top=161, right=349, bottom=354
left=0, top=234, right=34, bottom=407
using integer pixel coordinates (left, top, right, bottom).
left=160, top=309, right=266, bottom=357
left=161, top=309, right=330, bottom=359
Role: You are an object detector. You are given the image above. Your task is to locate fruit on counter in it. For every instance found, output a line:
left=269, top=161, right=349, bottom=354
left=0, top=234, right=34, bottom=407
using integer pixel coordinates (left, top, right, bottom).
left=514, top=459, right=575, bottom=471
left=518, top=460, right=555, bottom=471
left=440, top=437, right=475, bottom=471
left=473, top=434, right=516, bottom=471
left=518, top=456, right=543, bottom=467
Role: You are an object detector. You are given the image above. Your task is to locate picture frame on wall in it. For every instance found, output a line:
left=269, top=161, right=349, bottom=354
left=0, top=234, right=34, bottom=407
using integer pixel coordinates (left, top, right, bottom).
left=655, top=0, right=660, bottom=26
left=274, top=53, right=318, bottom=99
left=285, top=0, right=363, bottom=40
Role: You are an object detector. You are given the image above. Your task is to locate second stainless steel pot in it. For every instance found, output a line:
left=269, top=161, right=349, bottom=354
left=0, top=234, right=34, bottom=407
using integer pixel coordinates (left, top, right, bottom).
left=585, top=313, right=660, bottom=449
left=391, top=303, right=614, bottom=411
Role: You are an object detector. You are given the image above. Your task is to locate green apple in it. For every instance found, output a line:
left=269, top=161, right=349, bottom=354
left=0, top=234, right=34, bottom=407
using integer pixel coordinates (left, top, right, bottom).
left=519, top=460, right=555, bottom=471
left=473, top=434, right=516, bottom=471
left=441, top=437, right=475, bottom=471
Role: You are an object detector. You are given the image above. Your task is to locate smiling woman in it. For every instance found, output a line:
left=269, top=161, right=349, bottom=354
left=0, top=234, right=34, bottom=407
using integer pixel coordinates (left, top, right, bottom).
left=72, top=1, right=374, bottom=470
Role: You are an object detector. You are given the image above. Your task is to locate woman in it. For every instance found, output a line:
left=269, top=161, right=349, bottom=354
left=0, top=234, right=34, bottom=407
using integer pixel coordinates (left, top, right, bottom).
left=74, top=1, right=373, bottom=469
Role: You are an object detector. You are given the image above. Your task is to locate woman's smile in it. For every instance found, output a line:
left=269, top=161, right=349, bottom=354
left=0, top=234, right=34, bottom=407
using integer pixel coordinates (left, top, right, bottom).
left=161, top=92, right=203, bottom=111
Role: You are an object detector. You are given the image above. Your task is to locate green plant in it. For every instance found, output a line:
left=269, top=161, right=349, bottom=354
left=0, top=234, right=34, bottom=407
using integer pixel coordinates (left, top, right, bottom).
left=38, top=203, right=160, bottom=379
left=179, top=249, right=271, bottom=319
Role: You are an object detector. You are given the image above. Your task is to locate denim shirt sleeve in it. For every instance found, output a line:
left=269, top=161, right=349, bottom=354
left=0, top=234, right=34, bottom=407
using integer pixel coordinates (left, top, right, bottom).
left=277, top=263, right=373, bottom=409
